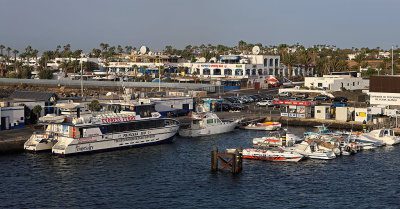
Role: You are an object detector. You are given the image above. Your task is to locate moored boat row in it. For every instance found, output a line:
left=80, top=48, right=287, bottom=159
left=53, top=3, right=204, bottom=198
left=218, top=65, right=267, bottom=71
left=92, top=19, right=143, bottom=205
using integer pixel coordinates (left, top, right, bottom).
left=242, top=125, right=400, bottom=163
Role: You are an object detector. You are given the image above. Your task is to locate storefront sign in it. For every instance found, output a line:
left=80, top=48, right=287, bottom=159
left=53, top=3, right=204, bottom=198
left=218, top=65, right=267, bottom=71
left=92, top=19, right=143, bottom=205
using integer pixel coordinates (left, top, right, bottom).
left=297, top=114, right=305, bottom=118
left=370, top=93, right=400, bottom=105
left=289, top=113, right=297, bottom=117
left=281, top=113, right=288, bottom=117
left=274, top=100, right=318, bottom=106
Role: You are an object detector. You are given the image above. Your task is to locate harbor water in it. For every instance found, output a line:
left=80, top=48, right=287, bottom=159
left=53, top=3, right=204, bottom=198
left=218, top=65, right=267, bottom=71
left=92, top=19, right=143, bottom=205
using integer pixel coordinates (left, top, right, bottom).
left=1, top=127, right=399, bottom=208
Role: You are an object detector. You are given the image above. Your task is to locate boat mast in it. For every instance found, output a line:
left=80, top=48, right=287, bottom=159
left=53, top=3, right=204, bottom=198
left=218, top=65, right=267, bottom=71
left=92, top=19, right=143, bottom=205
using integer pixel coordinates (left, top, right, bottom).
left=81, top=60, right=84, bottom=99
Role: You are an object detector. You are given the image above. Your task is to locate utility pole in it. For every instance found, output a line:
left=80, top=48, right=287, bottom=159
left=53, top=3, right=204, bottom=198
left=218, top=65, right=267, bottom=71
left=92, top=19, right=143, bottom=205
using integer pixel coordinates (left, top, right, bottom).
left=392, top=45, right=394, bottom=75
left=158, top=65, right=161, bottom=92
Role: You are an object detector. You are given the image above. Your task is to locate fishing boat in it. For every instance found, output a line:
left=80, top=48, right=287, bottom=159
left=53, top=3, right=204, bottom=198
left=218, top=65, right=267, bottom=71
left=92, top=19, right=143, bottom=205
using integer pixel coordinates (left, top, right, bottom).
left=178, top=106, right=239, bottom=137
left=242, top=148, right=304, bottom=162
left=357, top=129, right=400, bottom=146
left=240, top=122, right=281, bottom=131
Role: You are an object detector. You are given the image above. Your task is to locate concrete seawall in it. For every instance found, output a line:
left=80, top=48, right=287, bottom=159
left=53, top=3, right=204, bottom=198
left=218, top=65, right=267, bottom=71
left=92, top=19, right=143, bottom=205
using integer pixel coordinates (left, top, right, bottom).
left=0, top=127, right=34, bottom=154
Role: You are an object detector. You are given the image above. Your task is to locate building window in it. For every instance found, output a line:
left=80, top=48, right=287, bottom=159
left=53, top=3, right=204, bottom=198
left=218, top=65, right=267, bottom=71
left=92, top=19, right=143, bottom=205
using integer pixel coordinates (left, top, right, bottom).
left=269, top=58, right=273, bottom=66
left=317, top=110, right=321, bottom=113
left=171, top=105, right=173, bottom=108
left=318, top=83, right=322, bottom=87
left=353, top=82, right=355, bottom=86
left=20, top=117, right=24, bottom=120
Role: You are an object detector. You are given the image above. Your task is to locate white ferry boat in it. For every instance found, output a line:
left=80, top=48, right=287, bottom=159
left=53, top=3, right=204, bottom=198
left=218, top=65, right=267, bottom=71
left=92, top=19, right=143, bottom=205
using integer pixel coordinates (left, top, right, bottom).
left=178, top=107, right=239, bottom=137
left=24, top=103, right=90, bottom=152
left=25, top=102, right=179, bottom=155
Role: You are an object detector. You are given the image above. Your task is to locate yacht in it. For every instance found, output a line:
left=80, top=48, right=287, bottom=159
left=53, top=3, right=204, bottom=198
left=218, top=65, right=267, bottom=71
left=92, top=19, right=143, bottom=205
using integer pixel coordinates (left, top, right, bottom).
left=178, top=106, right=239, bottom=137
left=358, top=129, right=400, bottom=146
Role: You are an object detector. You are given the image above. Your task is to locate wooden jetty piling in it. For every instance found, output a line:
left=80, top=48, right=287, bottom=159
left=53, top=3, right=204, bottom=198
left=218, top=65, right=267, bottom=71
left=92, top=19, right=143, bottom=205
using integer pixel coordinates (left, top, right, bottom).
left=211, top=147, right=242, bottom=174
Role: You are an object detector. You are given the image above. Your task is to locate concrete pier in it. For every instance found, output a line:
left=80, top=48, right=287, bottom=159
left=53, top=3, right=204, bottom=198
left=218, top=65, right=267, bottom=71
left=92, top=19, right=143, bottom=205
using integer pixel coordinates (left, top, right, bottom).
left=0, top=127, right=35, bottom=154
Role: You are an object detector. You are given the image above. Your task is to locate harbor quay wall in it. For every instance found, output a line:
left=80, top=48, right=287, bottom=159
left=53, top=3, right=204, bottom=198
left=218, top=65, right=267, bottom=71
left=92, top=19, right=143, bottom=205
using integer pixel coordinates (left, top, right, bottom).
left=0, top=139, right=26, bottom=154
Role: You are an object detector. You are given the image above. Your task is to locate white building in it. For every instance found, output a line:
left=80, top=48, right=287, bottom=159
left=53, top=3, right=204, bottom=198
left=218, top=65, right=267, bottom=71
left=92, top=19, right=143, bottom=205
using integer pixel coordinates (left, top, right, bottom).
left=0, top=104, right=24, bottom=131
left=150, top=97, right=193, bottom=116
left=305, top=74, right=369, bottom=92
left=183, top=54, right=280, bottom=78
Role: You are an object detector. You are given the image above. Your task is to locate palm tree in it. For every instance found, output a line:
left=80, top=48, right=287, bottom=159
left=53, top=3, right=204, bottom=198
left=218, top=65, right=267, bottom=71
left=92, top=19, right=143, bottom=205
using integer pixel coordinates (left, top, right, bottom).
left=31, top=49, right=39, bottom=70
left=353, top=53, right=365, bottom=70
left=6, top=47, right=11, bottom=64
left=25, top=45, right=32, bottom=67
left=117, top=45, right=123, bottom=54
left=12, top=49, right=19, bottom=73
left=281, top=52, right=297, bottom=79
left=0, top=45, right=4, bottom=56
left=299, top=52, right=312, bottom=77
left=59, top=61, right=69, bottom=77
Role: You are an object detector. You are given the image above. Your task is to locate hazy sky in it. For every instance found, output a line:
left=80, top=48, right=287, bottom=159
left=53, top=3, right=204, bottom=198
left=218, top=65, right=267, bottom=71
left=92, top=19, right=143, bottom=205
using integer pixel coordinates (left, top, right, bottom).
left=1, top=0, right=399, bottom=53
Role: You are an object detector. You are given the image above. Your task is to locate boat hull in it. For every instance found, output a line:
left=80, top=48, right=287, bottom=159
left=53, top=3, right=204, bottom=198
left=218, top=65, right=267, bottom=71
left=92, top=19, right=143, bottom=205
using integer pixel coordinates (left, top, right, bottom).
left=179, top=122, right=236, bottom=137
left=242, top=149, right=303, bottom=162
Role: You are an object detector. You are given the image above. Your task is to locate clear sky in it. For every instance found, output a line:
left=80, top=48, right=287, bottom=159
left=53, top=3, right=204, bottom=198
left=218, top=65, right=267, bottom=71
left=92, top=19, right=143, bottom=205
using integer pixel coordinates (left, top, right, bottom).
left=0, top=0, right=399, bottom=52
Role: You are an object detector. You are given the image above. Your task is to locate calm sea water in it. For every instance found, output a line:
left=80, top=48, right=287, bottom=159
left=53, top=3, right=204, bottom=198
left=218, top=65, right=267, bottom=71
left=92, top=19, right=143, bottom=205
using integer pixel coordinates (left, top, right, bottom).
left=0, top=127, right=399, bottom=209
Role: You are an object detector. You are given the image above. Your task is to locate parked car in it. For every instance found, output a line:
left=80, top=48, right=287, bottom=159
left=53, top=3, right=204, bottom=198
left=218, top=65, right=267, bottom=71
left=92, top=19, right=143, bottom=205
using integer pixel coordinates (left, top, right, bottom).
left=294, top=93, right=309, bottom=99
left=214, top=102, right=245, bottom=111
left=286, top=97, right=299, bottom=101
left=278, top=92, right=292, bottom=97
left=249, top=95, right=262, bottom=102
left=170, top=109, right=188, bottom=117
left=313, top=95, right=331, bottom=101
left=261, top=94, right=274, bottom=100
left=256, top=100, right=274, bottom=107
left=333, top=96, right=348, bottom=103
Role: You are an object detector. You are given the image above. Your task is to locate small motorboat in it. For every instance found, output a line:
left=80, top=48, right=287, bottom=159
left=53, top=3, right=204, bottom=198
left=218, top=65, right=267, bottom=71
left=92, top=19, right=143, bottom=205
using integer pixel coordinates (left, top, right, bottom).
left=288, top=141, right=336, bottom=160
left=240, top=122, right=281, bottom=131
left=242, top=148, right=304, bottom=162
left=358, top=129, right=400, bottom=146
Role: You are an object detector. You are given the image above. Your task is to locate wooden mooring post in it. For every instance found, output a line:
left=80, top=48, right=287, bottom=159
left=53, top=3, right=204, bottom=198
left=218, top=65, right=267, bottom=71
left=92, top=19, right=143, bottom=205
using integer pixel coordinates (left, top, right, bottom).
left=211, top=147, right=243, bottom=174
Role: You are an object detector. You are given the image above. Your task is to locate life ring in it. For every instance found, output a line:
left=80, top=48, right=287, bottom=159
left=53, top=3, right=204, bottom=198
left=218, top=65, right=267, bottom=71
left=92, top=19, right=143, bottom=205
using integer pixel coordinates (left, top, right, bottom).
left=43, top=134, right=47, bottom=139
left=351, top=143, right=356, bottom=149
left=345, top=146, right=351, bottom=152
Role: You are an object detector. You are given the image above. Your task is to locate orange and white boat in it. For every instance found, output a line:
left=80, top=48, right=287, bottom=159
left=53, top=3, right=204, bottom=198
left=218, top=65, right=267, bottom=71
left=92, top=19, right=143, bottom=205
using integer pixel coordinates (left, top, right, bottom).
left=242, top=148, right=304, bottom=162
left=240, top=122, right=281, bottom=131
